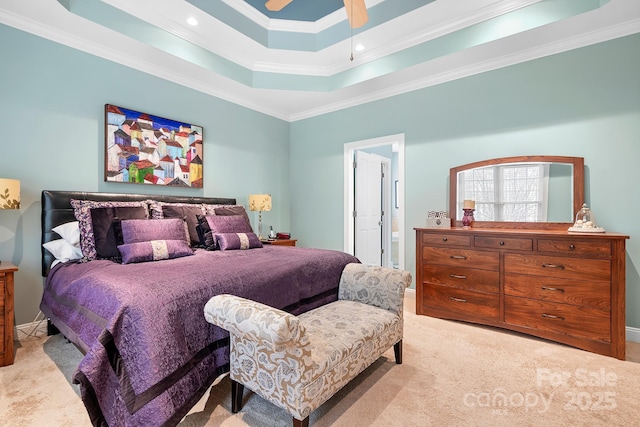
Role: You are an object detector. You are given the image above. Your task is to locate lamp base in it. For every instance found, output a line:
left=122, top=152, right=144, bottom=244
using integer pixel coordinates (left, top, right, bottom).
left=462, top=209, right=475, bottom=228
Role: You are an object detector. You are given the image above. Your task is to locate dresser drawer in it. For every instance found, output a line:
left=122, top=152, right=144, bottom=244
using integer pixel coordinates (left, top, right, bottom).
left=537, top=239, right=611, bottom=258
left=505, top=296, right=611, bottom=342
left=475, top=236, right=533, bottom=251
left=504, top=273, right=610, bottom=310
left=504, top=254, right=610, bottom=282
left=423, top=265, right=499, bottom=293
left=421, top=233, right=471, bottom=248
left=422, top=247, right=499, bottom=271
left=422, top=285, right=499, bottom=320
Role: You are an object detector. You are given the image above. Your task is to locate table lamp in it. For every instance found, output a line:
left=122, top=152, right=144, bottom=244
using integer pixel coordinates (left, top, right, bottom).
left=248, top=194, right=271, bottom=239
left=0, top=178, right=20, bottom=265
left=0, top=178, right=20, bottom=210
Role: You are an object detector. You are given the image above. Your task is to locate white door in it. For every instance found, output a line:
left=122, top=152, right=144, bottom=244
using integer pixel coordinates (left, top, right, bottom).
left=344, top=134, right=405, bottom=270
left=354, top=150, right=387, bottom=266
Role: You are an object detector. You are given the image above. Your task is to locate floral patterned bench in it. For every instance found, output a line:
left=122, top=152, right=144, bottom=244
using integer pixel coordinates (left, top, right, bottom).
left=203, top=263, right=412, bottom=427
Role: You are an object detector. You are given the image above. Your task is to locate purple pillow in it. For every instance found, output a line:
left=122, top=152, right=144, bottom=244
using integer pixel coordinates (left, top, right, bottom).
left=147, top=200, right=206, bottom=247
left=91, top=206, right=149, bottom=260
left=116, top=218, right=189, bottom=245
left=197, top=214, right=254, bottom=250
left=117, top=240, right=193, bottom=264
left=161, top=205, right=204, bottom=247
left=206, top=214, right=253, bottom=234
left=215, top=232, right=263, bottom=251
left=70, top=199, right=149, bottom=260
left=203, top=204, right=251, bottom=227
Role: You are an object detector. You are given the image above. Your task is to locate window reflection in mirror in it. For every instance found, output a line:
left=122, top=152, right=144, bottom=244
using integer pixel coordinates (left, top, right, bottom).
left=456, top=162, right=573, bottom=222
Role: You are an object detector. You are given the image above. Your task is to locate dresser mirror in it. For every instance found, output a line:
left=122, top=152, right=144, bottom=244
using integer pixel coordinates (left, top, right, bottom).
left=450, top=155, right=584, bottom=229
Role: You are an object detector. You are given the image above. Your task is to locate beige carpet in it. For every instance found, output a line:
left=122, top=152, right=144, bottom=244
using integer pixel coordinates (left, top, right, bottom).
left=2, top=294, right=640, bottom=427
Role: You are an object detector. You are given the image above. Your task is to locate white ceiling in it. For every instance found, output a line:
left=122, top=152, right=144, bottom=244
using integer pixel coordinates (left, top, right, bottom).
left=1, top=0, right=639, bottom=121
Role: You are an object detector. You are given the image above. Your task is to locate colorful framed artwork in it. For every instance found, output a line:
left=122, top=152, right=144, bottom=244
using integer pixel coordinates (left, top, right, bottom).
left=104, top=104, right=203, bottom=188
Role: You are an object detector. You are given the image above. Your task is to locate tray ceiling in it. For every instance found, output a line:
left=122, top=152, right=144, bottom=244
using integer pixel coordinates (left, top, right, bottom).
left=0, top=0, right=639, bottom=121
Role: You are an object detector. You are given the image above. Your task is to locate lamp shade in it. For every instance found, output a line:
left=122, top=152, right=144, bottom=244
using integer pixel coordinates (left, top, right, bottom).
left=0, top=179, right=20, bottom=210
left=248, top=194, right=272, bottom=212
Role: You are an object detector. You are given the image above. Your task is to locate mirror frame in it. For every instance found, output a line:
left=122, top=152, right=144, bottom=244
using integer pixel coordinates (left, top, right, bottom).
left=450, top=155, right=584, bottom=230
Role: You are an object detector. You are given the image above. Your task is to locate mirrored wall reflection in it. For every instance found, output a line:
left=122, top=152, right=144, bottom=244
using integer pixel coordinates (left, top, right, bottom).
left=456, top=162, right=573, bottom=223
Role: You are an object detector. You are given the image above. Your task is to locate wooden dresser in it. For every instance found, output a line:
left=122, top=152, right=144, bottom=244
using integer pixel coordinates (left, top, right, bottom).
left=415, top=227, right=628, bottom=359
left=1, top=262, right=18, bottom=367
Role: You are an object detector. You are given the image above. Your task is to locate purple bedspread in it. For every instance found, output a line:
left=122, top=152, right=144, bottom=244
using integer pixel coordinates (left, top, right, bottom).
left=40, top=246, right=358, bottom=427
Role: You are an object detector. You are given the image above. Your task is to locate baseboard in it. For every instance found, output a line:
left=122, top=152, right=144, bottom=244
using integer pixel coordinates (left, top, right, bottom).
left=14, top=318, right=48, bottom=339
left=626, top=326, right=640, bottom=343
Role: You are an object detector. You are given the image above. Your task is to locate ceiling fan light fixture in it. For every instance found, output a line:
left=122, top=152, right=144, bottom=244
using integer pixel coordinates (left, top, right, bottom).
left=344, top=0, right=368, bottom=28
left=265, top=0, right=293, bottom=12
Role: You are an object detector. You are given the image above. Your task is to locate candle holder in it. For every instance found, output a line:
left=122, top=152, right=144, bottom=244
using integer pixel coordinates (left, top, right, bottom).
left=462, top=208, right=475, bottom=228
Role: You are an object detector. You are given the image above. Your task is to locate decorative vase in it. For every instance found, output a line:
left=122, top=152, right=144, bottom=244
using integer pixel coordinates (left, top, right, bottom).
left=462, top=208, right=475, bottom=228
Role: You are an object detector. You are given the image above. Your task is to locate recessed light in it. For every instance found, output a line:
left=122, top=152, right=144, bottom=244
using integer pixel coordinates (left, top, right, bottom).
left=355, top=44, right=365, bottom=52
left=187, top=17, right=198, bottom=26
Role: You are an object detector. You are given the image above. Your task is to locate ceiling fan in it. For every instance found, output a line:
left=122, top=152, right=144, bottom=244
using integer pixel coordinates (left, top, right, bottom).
left=264, top=0, right=368, bottom=28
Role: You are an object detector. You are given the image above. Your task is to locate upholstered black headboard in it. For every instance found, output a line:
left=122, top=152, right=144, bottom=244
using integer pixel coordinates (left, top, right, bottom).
left=41, top=190, right=236, bottom=276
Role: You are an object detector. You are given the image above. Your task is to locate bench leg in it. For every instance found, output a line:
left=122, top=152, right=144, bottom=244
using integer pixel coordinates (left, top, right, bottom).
left=231, top=379, right=244, bottom=413
left=293, top=416, right=309, bottom=427
left=394, top=340, right=402, bottom=364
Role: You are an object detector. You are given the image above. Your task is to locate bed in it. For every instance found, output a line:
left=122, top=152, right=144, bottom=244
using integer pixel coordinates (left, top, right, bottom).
left=40, top=190, right=359, bottom=427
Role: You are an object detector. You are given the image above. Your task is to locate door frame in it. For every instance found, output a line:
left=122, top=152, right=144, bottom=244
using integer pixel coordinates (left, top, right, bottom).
left=344, top=133, right=405, bottom=270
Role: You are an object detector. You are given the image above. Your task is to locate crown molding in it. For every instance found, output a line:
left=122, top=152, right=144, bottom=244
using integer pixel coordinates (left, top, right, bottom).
left=289, top=14, right=640, bottom=121
left=0, top=4, right=290, bottom=120
left=1, top=0, right=639, bottom=123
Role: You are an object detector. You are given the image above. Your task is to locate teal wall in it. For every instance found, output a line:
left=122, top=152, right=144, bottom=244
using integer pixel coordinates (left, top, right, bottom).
left=0, top=24, right=289, bottom=324
left=291, top=33, right=640, bottom=328
left=2, top=21, right=640, bottom=333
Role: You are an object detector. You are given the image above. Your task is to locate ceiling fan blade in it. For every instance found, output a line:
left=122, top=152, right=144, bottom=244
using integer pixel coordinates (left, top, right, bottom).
left=265, top=0, right=293, bottom=12
left=344, top=0, right=368, bottom=28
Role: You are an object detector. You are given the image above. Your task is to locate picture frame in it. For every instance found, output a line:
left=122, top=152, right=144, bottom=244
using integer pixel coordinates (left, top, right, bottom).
left=104, top=104, right=203, bottom=187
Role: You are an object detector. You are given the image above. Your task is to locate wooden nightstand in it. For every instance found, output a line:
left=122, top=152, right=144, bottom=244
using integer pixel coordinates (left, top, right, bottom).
left=1, top=262, right=18, bottom=367
left=261, top=239, right=297, bottom=247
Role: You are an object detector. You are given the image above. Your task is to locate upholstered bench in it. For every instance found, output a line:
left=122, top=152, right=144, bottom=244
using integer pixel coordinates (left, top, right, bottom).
left=203, top=263, right=412, bottom=427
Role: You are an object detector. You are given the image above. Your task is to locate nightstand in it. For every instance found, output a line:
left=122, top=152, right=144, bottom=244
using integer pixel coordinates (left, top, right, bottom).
left=261, top=239, right=297, bottom=247
left=1, top=262, right=18, bottom=367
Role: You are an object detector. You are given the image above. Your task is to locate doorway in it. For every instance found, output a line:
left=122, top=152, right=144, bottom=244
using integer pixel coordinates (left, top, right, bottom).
left=344, top=134, right=405, bottom=269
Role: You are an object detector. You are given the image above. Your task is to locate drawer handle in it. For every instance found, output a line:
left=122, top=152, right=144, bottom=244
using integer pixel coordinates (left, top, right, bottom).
left=569, top=244, right=576, bottom=250
left=442, top=237, right=448, bottom=242
left=542, top=313, right=565, bottom=321
left=499, top=241, right=505, bottom=246
left=449, top=296, right=467, bottom=303
left=449, top=274, right=467, bottom=279
left=541, top=263, right=565, bottom=269
left=541, top=286, right=565, bottom=293
left=450, top=255, right=467, bottom=260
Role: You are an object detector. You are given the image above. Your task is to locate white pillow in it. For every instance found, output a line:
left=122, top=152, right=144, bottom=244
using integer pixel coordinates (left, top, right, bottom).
left=43, top=239, right=83, bottom=261
left=52, top=221, right=80, bottom=247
